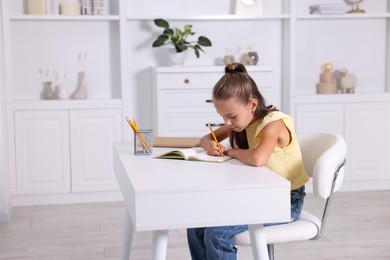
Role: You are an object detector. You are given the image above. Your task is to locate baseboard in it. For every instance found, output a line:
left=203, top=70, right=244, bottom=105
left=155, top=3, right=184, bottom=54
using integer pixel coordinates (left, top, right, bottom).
left=340, top=179, right=390, bottom=192
left=11, top=190, right=124, bottom=206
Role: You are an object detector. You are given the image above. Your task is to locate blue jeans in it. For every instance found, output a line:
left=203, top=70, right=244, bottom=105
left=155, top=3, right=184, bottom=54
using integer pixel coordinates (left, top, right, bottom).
left=187, top=186, right=306, bottom=260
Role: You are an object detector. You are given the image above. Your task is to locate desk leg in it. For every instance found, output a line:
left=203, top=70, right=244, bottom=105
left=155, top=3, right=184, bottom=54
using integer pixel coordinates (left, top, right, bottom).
left=121, top=208, right=134, bottom=260
left=248, top=224, right=269, bottom=260
left=151, top=230, right=169, bottom=260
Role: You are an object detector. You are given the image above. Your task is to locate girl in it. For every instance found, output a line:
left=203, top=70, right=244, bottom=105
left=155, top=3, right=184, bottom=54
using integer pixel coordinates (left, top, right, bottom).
left=187, top=63, right=309, bottom=260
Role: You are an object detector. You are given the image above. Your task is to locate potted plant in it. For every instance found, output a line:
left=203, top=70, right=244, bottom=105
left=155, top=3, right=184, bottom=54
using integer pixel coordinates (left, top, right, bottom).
left=152, top=18, right=212, bottom=64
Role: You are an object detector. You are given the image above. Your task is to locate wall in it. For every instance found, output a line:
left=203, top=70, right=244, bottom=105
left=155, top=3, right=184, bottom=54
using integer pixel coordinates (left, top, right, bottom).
left=0, top=0, right=10, bottom=222
left=127, top=19, right=282, bottom=128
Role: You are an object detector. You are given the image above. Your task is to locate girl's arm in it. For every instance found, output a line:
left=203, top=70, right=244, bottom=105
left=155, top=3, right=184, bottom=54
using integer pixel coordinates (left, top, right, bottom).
left=200, top=125, right=230, bottom=156
left=224, top=119, right=289, bottom=167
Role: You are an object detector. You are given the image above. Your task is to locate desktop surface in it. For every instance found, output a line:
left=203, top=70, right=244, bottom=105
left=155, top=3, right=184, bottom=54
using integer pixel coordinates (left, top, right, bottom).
left=114, top=142, right=291, bottom=231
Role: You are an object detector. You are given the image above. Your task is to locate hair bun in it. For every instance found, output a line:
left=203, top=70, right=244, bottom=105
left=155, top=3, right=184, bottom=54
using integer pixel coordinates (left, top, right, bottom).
left=225, top=63, right=248, bottom=74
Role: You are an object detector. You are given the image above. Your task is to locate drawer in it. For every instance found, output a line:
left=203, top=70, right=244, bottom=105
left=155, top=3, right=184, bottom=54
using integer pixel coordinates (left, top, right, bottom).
left=156, top=114, right=224, bottom=137
left=155, top=70, right=274, bottom=90
left=156, top=72, right=221, bottom=90
left=157, top=90, right=215, bottom=114
left=156, top=88, right=278, bottom=114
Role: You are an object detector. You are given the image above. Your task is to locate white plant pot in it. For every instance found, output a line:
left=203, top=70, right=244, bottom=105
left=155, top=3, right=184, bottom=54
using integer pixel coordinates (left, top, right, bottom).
left=168, top=48, right=187, bottom=66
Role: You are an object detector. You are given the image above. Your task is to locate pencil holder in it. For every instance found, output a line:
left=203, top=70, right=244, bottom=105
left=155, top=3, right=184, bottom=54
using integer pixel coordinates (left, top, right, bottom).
left=134, top=129, right=153, bottom=155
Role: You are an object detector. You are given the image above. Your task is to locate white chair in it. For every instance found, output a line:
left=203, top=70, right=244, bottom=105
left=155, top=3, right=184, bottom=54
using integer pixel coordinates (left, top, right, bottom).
left=234, top=133, right=347, bottom=260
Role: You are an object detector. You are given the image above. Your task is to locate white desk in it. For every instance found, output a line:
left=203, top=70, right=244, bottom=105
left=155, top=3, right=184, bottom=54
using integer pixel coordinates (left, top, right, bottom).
left=113, top=143, right=290, bottom=260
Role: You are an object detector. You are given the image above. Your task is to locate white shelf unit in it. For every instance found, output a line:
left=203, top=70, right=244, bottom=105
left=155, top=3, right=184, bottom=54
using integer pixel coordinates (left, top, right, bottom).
left=126, top=15, right=291, bottom=21
left=291, top=0, right=390, bottom=99
left=9, top=15, right=120, bottom=21
left=2, top=0, right=390, bottom=206
left=1, top=0, right=127, bottom=205
left=291, top=0, right=390, bottom=191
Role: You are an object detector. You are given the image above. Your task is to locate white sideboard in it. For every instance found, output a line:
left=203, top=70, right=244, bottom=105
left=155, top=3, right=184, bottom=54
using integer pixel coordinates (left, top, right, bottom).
left=10, top=101, right=123, bottom=205
left=153, top=65, right=279, bottom=137
left=296, top=94, right=390, bottom=191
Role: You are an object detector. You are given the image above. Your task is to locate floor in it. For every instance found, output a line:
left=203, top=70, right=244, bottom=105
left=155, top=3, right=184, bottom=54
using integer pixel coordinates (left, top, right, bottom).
left=0, top=190, right=389, bottom=260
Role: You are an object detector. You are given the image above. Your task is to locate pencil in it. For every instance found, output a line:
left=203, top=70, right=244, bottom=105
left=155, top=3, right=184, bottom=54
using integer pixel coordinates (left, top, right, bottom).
left=126, top=117, right=152, bottom=154
left=207, top=124, right=223, bottom=156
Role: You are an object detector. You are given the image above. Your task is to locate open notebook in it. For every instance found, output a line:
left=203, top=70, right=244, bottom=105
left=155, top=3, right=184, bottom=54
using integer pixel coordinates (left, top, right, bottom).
left=155, top=147, right=231, bottom=163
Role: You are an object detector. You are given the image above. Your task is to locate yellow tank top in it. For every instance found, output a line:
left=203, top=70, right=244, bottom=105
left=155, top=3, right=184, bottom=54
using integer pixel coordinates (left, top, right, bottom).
left=246, top=111, right=309, bottom=190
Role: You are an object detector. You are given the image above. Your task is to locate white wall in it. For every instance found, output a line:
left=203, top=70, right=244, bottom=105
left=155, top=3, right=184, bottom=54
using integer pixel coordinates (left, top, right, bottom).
left=0, top=0, right=10, bottom=222
left=126, top=18, right=282, bottom=128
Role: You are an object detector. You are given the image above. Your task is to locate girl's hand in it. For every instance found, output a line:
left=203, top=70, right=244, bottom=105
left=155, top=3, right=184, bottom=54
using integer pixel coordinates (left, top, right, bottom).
left=223, top=148, right=237, bottom=158
left=206, top=141, right=225, bottom=156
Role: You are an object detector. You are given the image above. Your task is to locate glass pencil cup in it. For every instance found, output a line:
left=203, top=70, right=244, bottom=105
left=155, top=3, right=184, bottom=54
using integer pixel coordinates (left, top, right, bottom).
left=134, top=129, right=153, bottom=155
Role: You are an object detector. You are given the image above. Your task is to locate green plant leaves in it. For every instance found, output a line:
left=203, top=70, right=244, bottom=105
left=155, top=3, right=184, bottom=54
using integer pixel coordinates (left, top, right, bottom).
left=152, top=35, right=169, bottom=47
left=154, top=19, right=169, bottom=29
left=198, top=36, right=212, bottom=47
left=152, top=18, right=212, bottom=58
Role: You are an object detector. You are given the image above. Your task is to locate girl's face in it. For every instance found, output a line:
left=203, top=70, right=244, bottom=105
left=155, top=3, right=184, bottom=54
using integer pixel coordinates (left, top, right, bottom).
left=214, top=97, right=258, bottom=132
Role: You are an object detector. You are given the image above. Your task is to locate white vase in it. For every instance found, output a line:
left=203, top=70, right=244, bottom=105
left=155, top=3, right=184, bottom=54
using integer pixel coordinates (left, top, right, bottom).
left=71, top=71, right=87, bottom=99
left=56, top=85, right=69, bottom=99
left=167, top=48, right=187, bottom=66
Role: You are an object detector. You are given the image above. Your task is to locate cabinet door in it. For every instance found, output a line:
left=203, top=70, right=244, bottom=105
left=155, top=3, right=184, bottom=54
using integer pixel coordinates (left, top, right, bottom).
left=14, top=110, right=71, bottom=194
left=345, top=102, right=390, bottom=182
left=69, top=109, right=122, bottom=192
left=296, top=103, right=344, bottom=135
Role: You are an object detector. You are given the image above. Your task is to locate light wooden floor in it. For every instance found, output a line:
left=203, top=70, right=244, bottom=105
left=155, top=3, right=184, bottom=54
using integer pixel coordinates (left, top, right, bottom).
left=1, top=190, right=389, bottom=260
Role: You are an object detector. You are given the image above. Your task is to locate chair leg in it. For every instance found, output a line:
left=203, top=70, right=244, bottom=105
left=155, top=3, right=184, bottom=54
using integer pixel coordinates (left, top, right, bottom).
left=267, top=244, right=275, bottom=260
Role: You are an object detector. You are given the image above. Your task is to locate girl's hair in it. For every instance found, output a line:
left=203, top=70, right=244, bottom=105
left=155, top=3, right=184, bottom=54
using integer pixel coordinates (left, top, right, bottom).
left=212, top=63, right=277, bottom=149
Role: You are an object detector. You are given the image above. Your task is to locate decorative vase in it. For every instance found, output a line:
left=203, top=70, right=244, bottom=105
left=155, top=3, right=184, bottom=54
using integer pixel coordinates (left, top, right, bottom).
left=70, top=71, right=87, bottom=99
left=223, top=55, right=235, bottom=65
left=167, top=48, right=187, bottom=66
left=248, top=51, right=259, bottom=65
left=42, top=81, right=55, bottom=100
left=240, top=53, right=254, bottom=66
left=56, top=85, right=69, bottom=99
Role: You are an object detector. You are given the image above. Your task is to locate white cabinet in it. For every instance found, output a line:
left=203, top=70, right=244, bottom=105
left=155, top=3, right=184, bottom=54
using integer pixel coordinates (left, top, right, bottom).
left=14, top=108, right=121, bottom=195
left=344, top=102, right=390, bottom=183
left=296, top=98, right=390, bottom=190
left=70, top=109, right=121, bottom=192
left=14, top=110, right=71, bottom=194
left=153, top=66, right=278, bottom=137
left=296, top=103, right=344, bottom=135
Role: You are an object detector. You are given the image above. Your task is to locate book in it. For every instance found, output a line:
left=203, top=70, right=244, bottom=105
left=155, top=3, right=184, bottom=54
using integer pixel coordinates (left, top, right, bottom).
left=155, top=147, right=231, bottom=163
left=309, top=3, right=347, bottom=15
left=310, top=9, right=346, bottom=14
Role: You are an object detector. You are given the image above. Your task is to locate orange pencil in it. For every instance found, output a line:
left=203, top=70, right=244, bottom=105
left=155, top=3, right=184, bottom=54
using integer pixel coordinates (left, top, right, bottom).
left=126, top=117, right=151, bottom=154
left=207, top=124, right=223, bottom=156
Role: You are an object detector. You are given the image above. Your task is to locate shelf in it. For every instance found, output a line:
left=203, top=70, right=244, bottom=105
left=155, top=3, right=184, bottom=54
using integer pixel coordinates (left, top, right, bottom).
left=297, top=13, right=390, bottom=20
left=11, top=99, right=123, bottom=110
left=154, top=65, right=274, bottom=73
left=126, top=14, right=290, bottom=21
left=295, top=93, right=390, bottom=104
left=9, top=15, right=120, bottom=21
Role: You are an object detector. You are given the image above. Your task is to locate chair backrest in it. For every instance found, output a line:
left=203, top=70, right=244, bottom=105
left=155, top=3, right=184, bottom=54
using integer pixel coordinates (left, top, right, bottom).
left=298, top=133, right=347, bottom=199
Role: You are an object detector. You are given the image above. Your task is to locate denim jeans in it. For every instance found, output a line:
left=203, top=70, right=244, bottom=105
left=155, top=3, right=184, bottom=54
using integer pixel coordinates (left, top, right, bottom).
left=186, top=186, right=306, bottom=260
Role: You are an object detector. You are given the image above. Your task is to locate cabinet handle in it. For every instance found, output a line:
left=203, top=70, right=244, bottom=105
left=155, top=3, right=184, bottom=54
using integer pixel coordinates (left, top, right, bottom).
left=206, top=123, right=225, bottom=127
left=184, top=79, right=190, bottom=84
left=205, top=99, right=213, bottom=103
